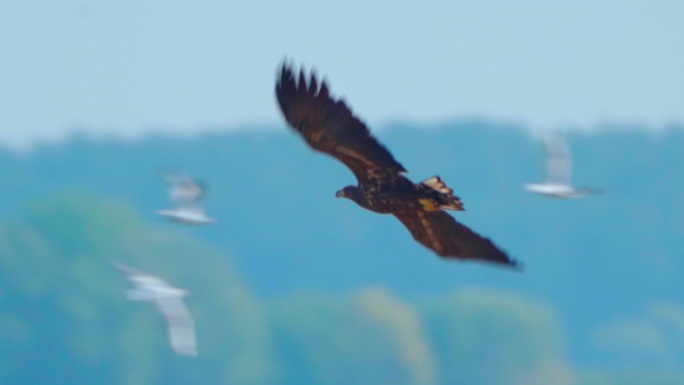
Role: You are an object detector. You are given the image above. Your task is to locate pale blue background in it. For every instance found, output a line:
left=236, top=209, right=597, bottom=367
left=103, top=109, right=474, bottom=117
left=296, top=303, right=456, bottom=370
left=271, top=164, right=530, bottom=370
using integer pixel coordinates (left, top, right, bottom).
left=1, top=0, right=682, bottom=148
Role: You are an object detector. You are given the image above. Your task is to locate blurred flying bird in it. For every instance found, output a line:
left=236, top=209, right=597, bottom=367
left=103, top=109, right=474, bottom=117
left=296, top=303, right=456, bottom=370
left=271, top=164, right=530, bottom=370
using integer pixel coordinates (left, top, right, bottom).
left=155, top=171, right=217, bottom=225
left=524, top=133, right=601, bottom=198
left=112, top=261, right=198, bottom=356
left=275, top=61, right=520, bottom=269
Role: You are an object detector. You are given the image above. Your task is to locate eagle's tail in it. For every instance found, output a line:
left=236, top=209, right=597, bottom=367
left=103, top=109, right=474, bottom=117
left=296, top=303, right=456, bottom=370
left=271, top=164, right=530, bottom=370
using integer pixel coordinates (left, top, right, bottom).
left=418, top=176, right=465, bottom=211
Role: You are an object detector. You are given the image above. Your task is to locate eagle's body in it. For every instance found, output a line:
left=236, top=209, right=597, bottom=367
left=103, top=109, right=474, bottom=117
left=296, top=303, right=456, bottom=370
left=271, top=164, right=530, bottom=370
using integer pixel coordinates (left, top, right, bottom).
left=338, top=175, right=461, bottom=214
left=275, top=62, right=520, bottom=269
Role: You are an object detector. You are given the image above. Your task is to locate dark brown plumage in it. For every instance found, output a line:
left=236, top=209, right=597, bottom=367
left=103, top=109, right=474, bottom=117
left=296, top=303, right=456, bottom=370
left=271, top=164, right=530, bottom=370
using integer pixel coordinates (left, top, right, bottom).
left=275, top=61, right=521, bottom=269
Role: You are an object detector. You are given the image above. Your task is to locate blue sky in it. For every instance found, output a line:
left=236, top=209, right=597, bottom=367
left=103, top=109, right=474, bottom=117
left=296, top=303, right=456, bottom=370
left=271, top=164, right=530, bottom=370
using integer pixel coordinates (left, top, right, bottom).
left=1, top=0, right=682, bottom=148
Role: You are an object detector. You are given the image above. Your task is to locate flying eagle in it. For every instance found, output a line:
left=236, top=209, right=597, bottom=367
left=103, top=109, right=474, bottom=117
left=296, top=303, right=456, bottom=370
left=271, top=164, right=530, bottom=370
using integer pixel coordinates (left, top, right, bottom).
left=275, top=62, right=520, bottom=269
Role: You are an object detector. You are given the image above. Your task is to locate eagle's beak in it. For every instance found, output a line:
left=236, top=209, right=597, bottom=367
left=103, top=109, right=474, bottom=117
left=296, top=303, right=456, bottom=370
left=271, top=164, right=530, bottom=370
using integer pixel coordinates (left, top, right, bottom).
left=335, top=190, right=344, bottom=198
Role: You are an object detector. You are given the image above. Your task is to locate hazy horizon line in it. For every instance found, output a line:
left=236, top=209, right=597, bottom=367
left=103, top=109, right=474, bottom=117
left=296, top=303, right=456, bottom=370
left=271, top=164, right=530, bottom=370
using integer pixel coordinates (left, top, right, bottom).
left=3, top=116, right=682, bottom=154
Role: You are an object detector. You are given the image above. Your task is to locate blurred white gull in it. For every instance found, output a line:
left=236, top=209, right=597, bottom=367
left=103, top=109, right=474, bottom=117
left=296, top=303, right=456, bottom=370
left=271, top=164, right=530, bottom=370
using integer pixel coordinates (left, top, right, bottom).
left=155, top=171, right=217, bottom=225
left=524, top=133, right=601, bottom=198
left=112, top=261, right=198, bottom=357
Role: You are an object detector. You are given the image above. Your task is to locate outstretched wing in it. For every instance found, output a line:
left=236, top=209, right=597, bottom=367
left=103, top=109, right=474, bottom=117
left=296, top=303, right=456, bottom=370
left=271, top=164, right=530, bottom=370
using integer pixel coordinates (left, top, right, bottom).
left=155, top=297, right=198, bottom=356
left=111, top=261, right=155, bottom=283
left=393, top=210, right=521, bottom=268
left=111, top=260, right=143, bottom=278
left=163, top=172, right=205, bottom=203
left=276, top=62, right=407, bottom=183
left=111, top=261, right=172, bottom=294
left=544, top=133, right=572, bottom=185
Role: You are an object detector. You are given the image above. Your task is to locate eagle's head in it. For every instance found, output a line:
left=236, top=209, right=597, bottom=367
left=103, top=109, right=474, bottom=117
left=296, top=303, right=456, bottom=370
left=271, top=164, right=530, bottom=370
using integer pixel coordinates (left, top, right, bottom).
left=335, top=186, right=364, bottom=206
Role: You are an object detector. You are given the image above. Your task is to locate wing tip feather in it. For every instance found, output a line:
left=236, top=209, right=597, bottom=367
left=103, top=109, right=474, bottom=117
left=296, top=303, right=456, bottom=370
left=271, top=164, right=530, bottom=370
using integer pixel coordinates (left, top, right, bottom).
left=502, top=257, right=525, bottom=271
left=276, top=59, right=329, bottom=106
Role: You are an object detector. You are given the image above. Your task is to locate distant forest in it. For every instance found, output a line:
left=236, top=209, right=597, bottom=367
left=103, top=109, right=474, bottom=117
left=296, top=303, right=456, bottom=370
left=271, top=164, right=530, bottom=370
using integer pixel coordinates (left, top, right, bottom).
left=1, top=120, right=683, bottom=384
